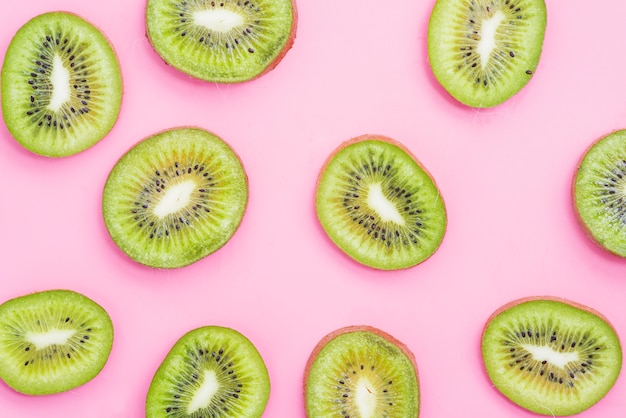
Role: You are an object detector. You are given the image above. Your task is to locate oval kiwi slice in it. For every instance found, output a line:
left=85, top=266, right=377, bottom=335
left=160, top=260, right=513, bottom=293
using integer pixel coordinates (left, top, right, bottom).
left=146, top=326, right=270, bottom=418
left=145, top=0, right=297, bottom=83
left=1, top=12, right=122, bottom=157
left=304, top=325, right=420, bottom=418
left=427, top=0, right=547, bottom=108
left=573, top=129, right=626, bottom=257
left=102, top=127, right=248, bottom=269
left=315, top=135, right=447, bottom=270
left=0, top=289, right=114, bottom=395
left=481, top=297, right=622, bottom=416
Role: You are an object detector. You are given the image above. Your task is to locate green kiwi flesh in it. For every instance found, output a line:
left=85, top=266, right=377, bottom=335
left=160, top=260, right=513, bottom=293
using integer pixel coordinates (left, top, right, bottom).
left=427, top=0, right=547, bottom=108
left=315, top=135, right=447, bottom=270
left=145, top=0, right=297, bottom=83
left=573, top=129, right=626, bottom=257
left=102, top=127, right=248, bottom=269
left=146, top=326, right=270, bottom=417
left=304, top=325, right=420, bottom=418
left=1, top=12, right=122, bottom=157
left=0, top=289, right=114, bottom=395
left=481, top=297, right=622, bottom=416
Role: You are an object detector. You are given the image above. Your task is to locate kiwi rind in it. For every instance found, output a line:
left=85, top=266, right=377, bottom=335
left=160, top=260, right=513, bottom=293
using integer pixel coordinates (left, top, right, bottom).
left=573, top=129, right=626, bottom=257
left=102, top=127, right=249, bottom=269
left=481, top=296, right=622, bottom=416
left=146, top=326, right=270, bottom=418
left=315, top=134, right=447, bottom=270
left=145, top=0, right=297, bottom=83
left=1, top=11, right=123, bottom=157
left=427, top=0, right=547, bottom=108
left=304, top=325, right=420, bottom=418
left=0, top=289, right=114, bottom=395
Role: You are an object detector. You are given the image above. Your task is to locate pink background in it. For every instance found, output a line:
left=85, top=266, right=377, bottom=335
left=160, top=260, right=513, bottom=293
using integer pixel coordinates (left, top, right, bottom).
left=1, top=0, right=626, bottom=417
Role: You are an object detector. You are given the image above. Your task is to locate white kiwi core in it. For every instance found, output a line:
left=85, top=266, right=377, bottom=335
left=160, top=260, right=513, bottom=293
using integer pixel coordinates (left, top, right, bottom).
left=477, top=11, right=505, bottom=68
left=26, top=329, right=76, bottom=350
left=188, top=370, right=219, bottom=414
left=355, top=378, right=377, bottom=418
left=366, top=183, right=405, bottom=225
left=522, top=344, right=580, bottom=369
left=47, top=54, right=71, bottom=111
left=153, top=180, right=197, bottom=219
left=193, top=9, right=244, bottom=33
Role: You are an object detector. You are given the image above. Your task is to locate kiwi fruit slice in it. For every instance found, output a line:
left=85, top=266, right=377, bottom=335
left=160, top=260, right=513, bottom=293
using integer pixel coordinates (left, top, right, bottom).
left=304, top=325, right=420, bottom=418
left=0, top=289, right=114, bottom=395
left=1, top=11, right=122, bottom=157
left=427, top=0, right=547, bottom=108
left=146, top=326, right=270, bottom=417
left=481, top=297, right=622, bottom=416
left=102, top=127, right=248, bottom=269
left=573, top=129, right=626, bottom=257
left=145, top=0, right=297, bottom=83
left=315, top=135, right=447, bottom=270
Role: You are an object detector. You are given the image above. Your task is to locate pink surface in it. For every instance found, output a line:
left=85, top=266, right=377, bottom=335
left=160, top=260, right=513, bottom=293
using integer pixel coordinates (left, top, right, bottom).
left=1, top=1, right=626, bottom=417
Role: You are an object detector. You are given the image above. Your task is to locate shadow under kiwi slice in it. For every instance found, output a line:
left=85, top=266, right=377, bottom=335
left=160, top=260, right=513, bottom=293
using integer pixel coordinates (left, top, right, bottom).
left=102, top=127, right=248, bottom=269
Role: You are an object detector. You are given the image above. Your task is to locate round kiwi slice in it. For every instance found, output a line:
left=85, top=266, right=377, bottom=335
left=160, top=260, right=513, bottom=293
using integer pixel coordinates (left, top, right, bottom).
left=315, top=135, right=447, bottom=270
left=145, top=0, right=297, bottom=83
left=1, top=11, right=122, bottom=157
left=481, top=297, right=622, bottom=416
left=146, top=326, right=270, bottom=417
left=102, top=127, right=248, bottom=269
left=0, top=289, right=114, bottom=395
left=427, top=0, right=547, bottom=108
left=304, top=325, right=420, bottom=418
left=573, top=129, right=626, bottom=257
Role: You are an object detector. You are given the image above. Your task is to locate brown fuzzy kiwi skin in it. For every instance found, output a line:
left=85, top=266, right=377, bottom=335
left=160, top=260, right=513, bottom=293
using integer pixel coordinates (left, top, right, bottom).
left=570, top=131, right=625, bottom=259
left=314, top=134, right=447, bottom=270
left=303, top=325, right=420, bottom=417
left=144, top=0, right=298, bottom=84
left=256, top=0, right=298, bottom=82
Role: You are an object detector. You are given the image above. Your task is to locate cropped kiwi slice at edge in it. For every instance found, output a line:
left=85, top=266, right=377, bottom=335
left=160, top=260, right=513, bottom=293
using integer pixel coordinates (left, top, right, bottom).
left=427, top=0, right=547, bottom=108
left=1, top=11, right=122, bottom=157
left=573, top=129, right=626, bottom=257
left=102, top=127, right=248, bottom=269
left=315, top=134, right=447, bottom=270
left=145, top=0, right=297, bottom=83
left=304, top=325, right=420, bottom=418
left=0, top=289, right=114, bottom=395
left=481, top=297, right=622, bottom=416
left=146, top=326, right=270, bottom=418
